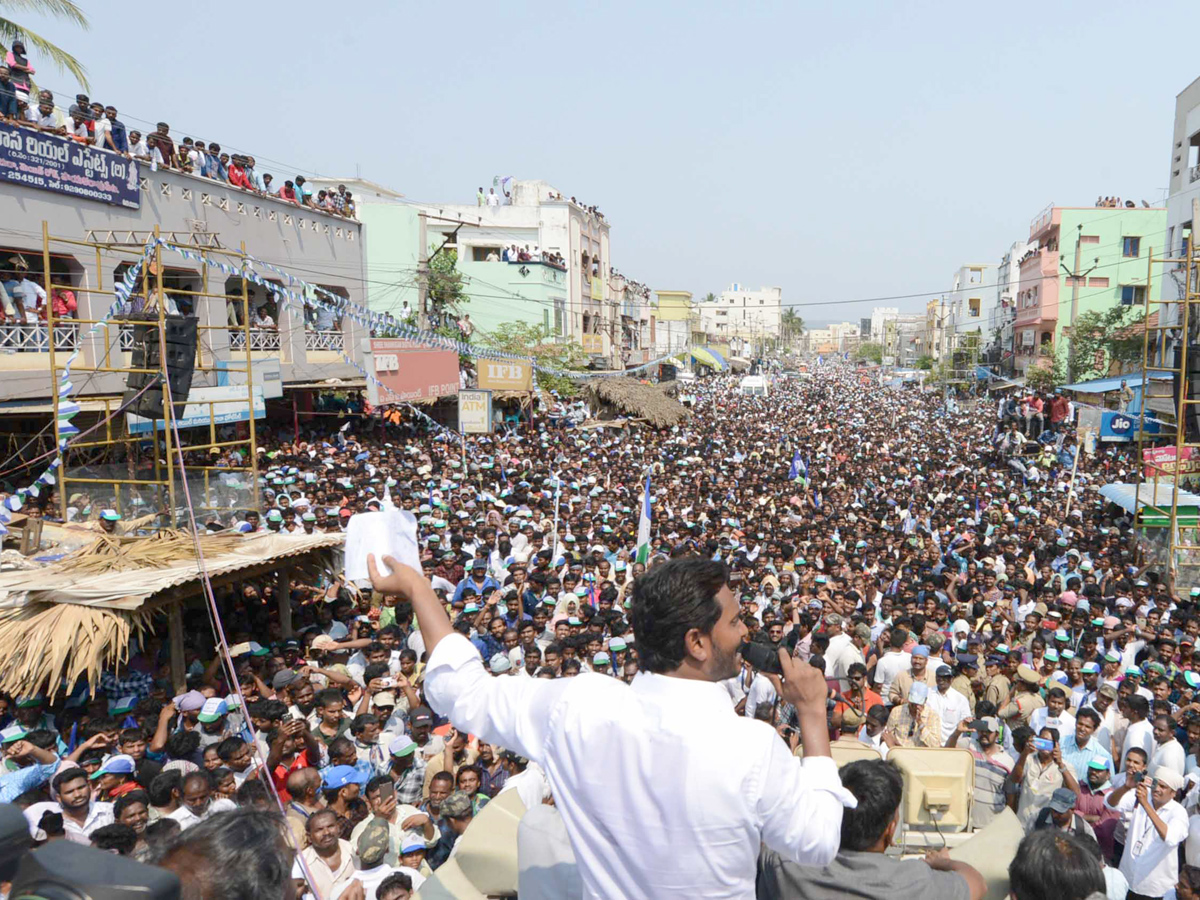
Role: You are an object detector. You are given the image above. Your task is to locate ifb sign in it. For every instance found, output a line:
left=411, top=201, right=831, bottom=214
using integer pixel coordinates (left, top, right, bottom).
left=458, top=389, right=492, bottom=434
left=477, top=360, right=533, bottom=391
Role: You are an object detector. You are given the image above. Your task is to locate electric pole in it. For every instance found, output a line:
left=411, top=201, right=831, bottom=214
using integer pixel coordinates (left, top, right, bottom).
left=1061, top=222, right=1099, bottom=381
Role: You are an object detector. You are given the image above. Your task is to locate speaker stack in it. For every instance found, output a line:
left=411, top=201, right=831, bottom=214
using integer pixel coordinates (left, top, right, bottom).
left=122, top=313, right=198, bottom=420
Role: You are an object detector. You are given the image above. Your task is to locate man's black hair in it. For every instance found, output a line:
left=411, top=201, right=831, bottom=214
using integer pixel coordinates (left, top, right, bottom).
left=837, top=759, right=904, bottom=852
left=1008, top=829, right=1104, bottom=900
left=629, top=557, right=727, bottom=674
left=148, top=771, right=182, bottom=807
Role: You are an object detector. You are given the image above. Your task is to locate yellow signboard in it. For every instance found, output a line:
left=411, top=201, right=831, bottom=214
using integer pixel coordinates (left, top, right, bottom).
left=458, top=389, right=492, bottom=434
left=477, top=360, right=533, bottom=391
left=582, top=334, right=604, bottom=355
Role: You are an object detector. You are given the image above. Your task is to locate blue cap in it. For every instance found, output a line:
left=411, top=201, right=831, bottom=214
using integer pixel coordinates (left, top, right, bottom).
left=322, top=766, right=368, bottom=790
left=912, top=646, right=930, bottom=658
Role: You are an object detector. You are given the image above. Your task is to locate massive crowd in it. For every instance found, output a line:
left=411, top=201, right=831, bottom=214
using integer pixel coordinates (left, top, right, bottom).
left=4, top=361, right=1200, bottom=899
left=1, top=42, right=355, bottom=218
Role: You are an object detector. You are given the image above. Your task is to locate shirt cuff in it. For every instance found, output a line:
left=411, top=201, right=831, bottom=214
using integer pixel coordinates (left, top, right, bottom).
left=801, top=756, right=858, bottom=808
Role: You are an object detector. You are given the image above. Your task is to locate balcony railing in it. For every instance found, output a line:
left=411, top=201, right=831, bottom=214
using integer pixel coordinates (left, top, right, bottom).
left=0, top=322, right=80, bottom=353
left=229, top=329, right=281, bottom=352
left=1190, top=165, right=1200, bottom=184
left=304, top=330, right=344, bottom=352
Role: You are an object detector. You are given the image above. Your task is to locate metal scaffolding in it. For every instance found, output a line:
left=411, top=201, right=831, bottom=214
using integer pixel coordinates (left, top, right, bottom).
left=1133, top=223, right=1200, bottom=583
left=41, top=223, right=261, bottom=528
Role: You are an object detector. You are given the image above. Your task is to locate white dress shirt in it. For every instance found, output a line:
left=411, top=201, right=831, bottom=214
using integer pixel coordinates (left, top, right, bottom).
left=1152, top=739, right=1187, bottom=779
left=167, top=797, right=236, bottom=830
left=1117, top=799, right=1188, bottom=896
left=425, top=633, right=855, bottom=900
left=928, top=687, right=971, bottom=743
left=1123, top=720, right=1156, bottom=771
left=22, top=800, right=113, bottom=844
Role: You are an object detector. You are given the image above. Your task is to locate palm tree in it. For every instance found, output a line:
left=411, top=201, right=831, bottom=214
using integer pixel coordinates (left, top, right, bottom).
left=701, top=292, right=717, bottom=305
left=1, top=1, right=90, bottom=91
left=781, top=307, right=804, bottom=344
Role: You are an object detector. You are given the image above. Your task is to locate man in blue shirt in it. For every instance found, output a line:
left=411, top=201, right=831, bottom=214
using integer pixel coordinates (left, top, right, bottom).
left=1059, top=707, right=1113, bottom=777
left=452, top=560, right=499, bottom=604
left=104, top=106, right=128, bottom=153
left=0, top=735, right=60, bottom=803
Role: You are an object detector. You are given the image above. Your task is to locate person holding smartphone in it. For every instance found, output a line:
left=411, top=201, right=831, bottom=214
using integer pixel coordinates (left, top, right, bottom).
left=1104, top=766, right=1188, bottom=898
left=1013, top=726, right=1081, bottom=829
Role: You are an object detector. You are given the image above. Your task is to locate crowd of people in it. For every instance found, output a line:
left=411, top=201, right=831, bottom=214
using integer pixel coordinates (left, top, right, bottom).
left=0, top=42, right=356, bottom=219
left=6, top=361, right=1200, bottom=898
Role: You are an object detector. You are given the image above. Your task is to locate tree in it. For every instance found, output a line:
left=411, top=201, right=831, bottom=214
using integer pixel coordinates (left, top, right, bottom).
left=1067, top=305, right=1146, bottom=383
left=701, top=292, right=717, bottom=305
left=1026, top=348, right=1067, bottom=393
left=781, top=308, right=805, bottom=344
left=477, top=322, right=589, bottom=396
left=915, top=355, right=934, bottom=370
left=855, top=341, right=883, bottom=364
left=426, top=245, right=467, bottom=319
left=0, top=0, right=90, bottom=90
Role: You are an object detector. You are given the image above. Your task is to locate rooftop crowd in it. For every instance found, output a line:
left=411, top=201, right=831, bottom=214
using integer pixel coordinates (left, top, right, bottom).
left=3, top=361, right=1200, bottom=899
left=0, top=41, right=355, bottom=218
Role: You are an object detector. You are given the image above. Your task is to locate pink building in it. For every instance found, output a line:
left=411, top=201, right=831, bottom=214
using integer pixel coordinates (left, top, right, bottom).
left=1013, top=204, right=1061, bottom=373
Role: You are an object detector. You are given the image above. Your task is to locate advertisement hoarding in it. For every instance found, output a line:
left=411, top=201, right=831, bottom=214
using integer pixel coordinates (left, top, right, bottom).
left=458, top=389, right=492, bottom=433
left=367, top=338, right=459, bottom=403
left=126, top=385, right=265, bottom=434
left=477, top=360, right=533, bottom=391
left=0, top=124, right=140, bottom=208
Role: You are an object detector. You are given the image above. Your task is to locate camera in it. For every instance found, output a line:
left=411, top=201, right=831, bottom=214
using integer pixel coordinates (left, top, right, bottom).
left=1130, top=771, right=1147, bottom=784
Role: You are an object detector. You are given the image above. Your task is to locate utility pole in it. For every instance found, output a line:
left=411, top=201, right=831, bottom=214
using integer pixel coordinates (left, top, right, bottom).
left=1061, top=223, right=1099, bottom=381
left=416, top=211, right=429, bottom=331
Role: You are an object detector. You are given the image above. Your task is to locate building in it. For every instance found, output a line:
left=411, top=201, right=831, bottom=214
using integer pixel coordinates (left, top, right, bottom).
left=1013, top=203, right=1165, bottom=374
left=697, top=284, right=783, bottom=352
left=926, top=298, right=947, bottom=362
left=944, top=264, right=998, bottom=360
left=1163, top=76, right=1200, bottom=341
left=0, top=142, right=367, bottom=407
left=653, top=290, right=697, bottom=357
left=870, top=307, right=899, bottom=344
left=806, top=322, right=859, bottom=355
left=884, top=314, right=927, bottom=366
left=314, top=178, right=618, bottom=361
left=990, top=240, right=1034, bottom=372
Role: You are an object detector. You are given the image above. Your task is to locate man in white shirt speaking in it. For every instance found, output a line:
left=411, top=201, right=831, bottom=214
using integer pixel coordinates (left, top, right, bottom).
left=368, top=554, right=855, bottom=900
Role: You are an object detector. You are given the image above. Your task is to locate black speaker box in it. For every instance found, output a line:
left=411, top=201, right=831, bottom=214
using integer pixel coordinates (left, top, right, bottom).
left=122, top=314, right=198, bottom=420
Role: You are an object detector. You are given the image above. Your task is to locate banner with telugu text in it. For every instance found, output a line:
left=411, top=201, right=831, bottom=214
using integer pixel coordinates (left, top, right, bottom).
left=0, top=123, right=140, bottom=208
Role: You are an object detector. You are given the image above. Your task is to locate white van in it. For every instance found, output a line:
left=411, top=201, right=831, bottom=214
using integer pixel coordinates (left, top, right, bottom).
left=739, top=375, right=768, bottom=397
left=675, top=370, right=697, bottom=384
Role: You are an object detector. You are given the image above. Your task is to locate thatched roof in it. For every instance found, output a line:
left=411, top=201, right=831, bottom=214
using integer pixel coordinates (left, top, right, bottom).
left=583, top=377, right=692, bottom=428
left=0, top=530, right=342, bottom=699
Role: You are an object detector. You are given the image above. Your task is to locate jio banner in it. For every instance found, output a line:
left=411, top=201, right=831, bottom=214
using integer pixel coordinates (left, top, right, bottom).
left=369, top=338, right=459, bottom=402
left=477, top=359, right=533, bottom=391
left=0, top=123, right=140, bottom=208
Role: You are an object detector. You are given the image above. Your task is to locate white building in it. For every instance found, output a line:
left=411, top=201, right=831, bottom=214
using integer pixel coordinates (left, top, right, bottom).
left=1163, top=76, right=1200, bottom=338
left=698, top=283, right=783, bottom=349
left=944, top=263, right=998, bottom=357
left=991, top=241, right=1034, bottom=369
left=870, top=307, right=899, bottom=343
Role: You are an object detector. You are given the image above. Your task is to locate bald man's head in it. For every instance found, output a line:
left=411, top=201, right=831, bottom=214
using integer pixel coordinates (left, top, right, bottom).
left=286, top=767, right=322, bottom=804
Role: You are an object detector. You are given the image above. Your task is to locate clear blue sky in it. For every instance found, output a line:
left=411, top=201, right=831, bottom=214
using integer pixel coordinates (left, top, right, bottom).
left=12, top=0, right=1199, bottom=323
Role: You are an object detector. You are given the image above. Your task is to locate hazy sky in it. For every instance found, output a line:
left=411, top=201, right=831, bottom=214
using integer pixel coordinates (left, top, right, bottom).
left=13, top=1, right=1199, bottom=322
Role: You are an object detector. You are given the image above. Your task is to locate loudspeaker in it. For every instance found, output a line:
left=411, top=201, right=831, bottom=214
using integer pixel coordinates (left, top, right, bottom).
left=122, top=314, right=198, bottom=420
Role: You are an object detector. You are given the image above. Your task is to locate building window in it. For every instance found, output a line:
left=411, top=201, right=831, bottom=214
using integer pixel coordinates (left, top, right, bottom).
left=1081, top=235, right=1100, bottom=244
left=969, top=298, right=981, bottom=316
left=759, top=299, right=764, bottom=305
left=968, top=269, right=982, bottom=284
left=1122, top=237, right=1141, bottom=258
left=1121, top=285, right=1146, bottom=306
left=1088, top=277, right=1109, bottom=288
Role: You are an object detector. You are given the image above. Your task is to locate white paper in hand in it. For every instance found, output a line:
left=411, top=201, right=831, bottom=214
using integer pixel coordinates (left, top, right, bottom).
left=344, top=506, right=422, bottom=583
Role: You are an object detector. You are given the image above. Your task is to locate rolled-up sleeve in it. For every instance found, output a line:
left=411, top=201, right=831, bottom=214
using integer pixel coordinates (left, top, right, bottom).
left=424, top=633, right=571, bottom=765
left=0, top=760, right=58, bottom=804
left=757, top=740, right=857, bottom=867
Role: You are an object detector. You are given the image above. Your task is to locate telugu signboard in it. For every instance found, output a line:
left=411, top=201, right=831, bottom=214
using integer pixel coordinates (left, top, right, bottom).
left=458, top=389, right=492, bottom=434
left=581, top=334, right=604, bottom=355
left=1143, top=445, right=1200, bottom=478
left=215, top=357, right=283, bottom=400
left=366, top=338, right=459, bottom=404
left=0, top=124, right=140, bottom=208
left=126, top=385, right=265, bottom=435
left=477, top=360, right=533, bottom=391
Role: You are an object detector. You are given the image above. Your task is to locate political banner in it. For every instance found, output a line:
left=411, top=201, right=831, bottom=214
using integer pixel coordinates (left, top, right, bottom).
left=0, top=124, right=140, bottom=208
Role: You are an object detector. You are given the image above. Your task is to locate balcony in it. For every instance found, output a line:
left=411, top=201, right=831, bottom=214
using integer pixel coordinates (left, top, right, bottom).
left=1191, top=165, right=1200, bottom=184
left=0, top=322, right=80, bottom=353
left=304, top=330, right=345, bottom=352
left=229, top=328, right=281, bottom=352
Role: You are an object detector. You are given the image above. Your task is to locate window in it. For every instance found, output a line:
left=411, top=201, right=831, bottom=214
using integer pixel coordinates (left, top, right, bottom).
left=1122, top=236, right=1141, bottom=257
left=1121, top=285, right=1146, bottom=306
left=1080, top=235, right=1100, bottom=244
left=759, top=299, right=764, bottom=305
left=968, top=298, right=981, bottom=317
left=471, top=246, right=503, bottom=262
left=1088, top=277, right=1109, bottom=288
left=968, top=269, right=982, bottom=284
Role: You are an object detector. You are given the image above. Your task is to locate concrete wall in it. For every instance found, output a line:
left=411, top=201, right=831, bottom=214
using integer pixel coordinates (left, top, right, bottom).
left=0, top=165, right=367, bottom=401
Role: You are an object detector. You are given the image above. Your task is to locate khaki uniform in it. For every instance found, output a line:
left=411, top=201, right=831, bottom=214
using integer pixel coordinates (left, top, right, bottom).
left=950, top=674, right=977, bottom=715
left=983, top=673, right=1011, bottom=709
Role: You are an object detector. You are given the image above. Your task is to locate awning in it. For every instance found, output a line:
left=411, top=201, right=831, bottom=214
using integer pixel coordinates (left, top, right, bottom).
left=1098, top=482, right=1200, bottom=525
left=0, top=398, right=121, bottom=416
left=1060, top=374, right=1171, bottom=393
left=687, top=347, right=727, bottom=370
left=704, top=346, right=729, bottom=369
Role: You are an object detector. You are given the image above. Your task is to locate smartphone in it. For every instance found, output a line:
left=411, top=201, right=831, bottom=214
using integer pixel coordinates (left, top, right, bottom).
left=280, top=713, right=293, bottom=723
left=376, top=781, right=394, bottom=801
left=379, top=677, right=395, bottom=688
left=1031, top=737, right=1054, bottom=753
